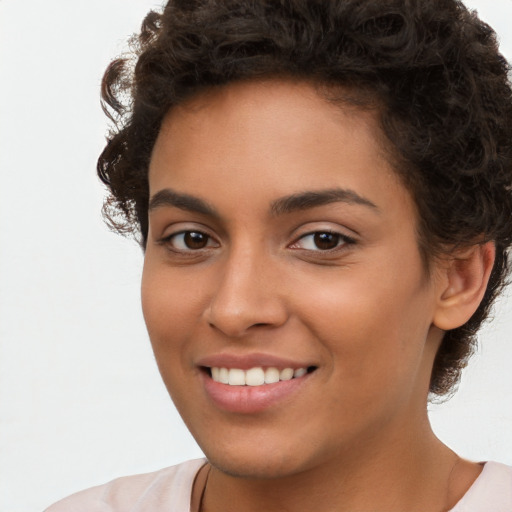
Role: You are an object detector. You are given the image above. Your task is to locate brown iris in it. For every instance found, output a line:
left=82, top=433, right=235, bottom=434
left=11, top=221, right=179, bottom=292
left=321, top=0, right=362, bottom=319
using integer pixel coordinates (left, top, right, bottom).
left=313, top=232, right=340, bottom=250
left=184, top=231, right=209, bottom=249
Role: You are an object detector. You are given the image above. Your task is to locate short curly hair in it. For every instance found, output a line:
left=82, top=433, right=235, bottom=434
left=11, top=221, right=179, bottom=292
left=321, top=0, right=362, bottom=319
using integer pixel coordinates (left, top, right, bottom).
left=98, top=0, right=512, bottom=396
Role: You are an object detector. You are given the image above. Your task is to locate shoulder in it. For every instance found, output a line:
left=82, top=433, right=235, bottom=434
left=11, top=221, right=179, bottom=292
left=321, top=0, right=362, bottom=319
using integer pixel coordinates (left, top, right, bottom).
left=450, top=461, right=512, bottom=512
left=44, top=458, right=207, bottom=512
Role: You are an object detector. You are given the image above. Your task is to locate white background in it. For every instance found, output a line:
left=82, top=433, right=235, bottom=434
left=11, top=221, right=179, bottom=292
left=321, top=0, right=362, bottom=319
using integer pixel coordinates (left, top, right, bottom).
left=1, top=1, right=511, bottom=511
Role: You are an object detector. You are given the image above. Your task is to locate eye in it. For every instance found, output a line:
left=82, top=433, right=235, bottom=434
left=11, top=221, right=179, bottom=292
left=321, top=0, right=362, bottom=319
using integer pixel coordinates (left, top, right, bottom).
left=162, top=230, right=218, bottom=251
left=291, top=231, right=354, bottom=251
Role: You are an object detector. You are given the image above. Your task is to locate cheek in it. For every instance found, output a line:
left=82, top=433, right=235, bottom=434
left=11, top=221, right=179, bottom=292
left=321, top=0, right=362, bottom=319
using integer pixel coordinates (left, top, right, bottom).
left=141, top=260, right=191, bottom=364
left=291, top=259, right=433, bottom=388
left=141, top=256, right=206, bottom=337
left=140, top=264, right=199, bottom=409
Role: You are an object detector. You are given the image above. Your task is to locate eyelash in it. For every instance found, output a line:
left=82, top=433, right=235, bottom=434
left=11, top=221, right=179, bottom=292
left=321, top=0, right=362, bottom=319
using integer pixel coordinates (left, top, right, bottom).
left=290, top=230, right=356, bottom=252
left=158, top=229, right=355, bottom=254
left=158, top=230, right=219, bottom=252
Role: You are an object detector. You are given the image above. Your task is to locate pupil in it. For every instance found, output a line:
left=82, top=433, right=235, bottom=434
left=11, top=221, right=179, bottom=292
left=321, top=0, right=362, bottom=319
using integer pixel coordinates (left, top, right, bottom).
left=314, top=232, right=338, bottom=250
left=184, top=232, right=207, bottom=249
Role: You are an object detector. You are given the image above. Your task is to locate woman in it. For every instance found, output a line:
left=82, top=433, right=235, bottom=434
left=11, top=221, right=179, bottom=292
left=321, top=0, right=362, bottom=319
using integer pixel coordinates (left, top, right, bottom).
left=47, top=0, right=512, bottom=510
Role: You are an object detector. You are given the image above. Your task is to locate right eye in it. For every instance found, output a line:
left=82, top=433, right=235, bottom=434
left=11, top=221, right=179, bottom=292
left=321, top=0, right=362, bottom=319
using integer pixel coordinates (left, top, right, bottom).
left=162, top=231, right=218, bottom=251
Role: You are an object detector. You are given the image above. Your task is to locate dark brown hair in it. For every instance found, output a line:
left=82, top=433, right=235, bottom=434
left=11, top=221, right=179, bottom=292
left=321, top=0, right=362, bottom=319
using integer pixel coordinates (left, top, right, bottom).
left=98, top=0, right=512, bottom=396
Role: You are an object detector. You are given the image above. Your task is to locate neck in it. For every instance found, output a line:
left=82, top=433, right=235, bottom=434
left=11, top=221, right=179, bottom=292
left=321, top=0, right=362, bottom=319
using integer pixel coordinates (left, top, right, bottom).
left=200, top=418, right=471, bottom=512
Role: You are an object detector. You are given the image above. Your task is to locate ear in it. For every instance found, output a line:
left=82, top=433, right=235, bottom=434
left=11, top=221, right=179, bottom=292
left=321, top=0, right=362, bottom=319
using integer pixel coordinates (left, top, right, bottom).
left=433, top=241, right=495, bottom=331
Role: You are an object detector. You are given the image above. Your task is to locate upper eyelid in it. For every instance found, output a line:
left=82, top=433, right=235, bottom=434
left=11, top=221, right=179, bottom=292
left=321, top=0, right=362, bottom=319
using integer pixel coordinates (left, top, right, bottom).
left=158, top=230, right=220, bottom=254
left=290, top=224, right=358, bottom=242
left=296, top=228, right=353, bottom=238
left=155, top=221, right=358, bottom=246
left=161, top=229, right=217, bottom=242
left=158, top=231, right=353, bottom=257
left=155, top=225, right=219, bottom=249
left=291, top=231, right=355, bottom=246
left=158, top=222, right=218, bottom=239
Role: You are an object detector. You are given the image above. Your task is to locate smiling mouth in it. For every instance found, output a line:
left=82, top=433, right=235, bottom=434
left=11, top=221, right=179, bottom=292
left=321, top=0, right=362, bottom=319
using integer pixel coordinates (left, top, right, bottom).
left=205, top=366, right=317, bottom=386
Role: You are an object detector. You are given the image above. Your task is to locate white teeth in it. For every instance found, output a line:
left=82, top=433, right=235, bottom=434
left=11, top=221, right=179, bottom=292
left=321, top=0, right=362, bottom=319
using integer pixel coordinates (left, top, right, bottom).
left=210, top=366, right=310, bottom=385
left=219, top=367, right=229, bottom=384
left=228, top=368, right=246, bottom=386
left=294, top=368, right=307, bottom=378
left=264, top=367, right=280, bottom=384
left=245, top=367, right=265, bottom=386
left=279, top=368, right=294, bottom=381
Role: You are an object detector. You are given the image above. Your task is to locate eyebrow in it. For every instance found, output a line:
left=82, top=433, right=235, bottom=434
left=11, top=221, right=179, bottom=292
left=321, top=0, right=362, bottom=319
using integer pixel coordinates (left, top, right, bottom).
left=148, top=189, right=218, bottom=217
left=270, top=188, right=378, bottom=215
left=148, top=187, right=378, bottom=217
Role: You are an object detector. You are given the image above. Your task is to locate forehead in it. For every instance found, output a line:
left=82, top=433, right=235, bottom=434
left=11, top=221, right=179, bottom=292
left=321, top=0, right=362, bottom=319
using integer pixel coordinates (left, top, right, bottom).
left=149, top=79, right=413, bottom=220
left=158, top=79, right=382, bottom=142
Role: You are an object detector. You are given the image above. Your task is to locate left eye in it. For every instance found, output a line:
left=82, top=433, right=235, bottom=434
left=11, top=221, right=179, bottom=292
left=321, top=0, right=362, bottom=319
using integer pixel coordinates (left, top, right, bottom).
left=165, top=231, right=217, bottom=250
left=293, top=231, right=350, bottom=251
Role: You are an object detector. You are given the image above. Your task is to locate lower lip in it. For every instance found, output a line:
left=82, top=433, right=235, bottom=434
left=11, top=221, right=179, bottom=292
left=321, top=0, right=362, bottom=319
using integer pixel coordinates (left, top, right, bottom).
left=201, top=371, right=312, bottom=414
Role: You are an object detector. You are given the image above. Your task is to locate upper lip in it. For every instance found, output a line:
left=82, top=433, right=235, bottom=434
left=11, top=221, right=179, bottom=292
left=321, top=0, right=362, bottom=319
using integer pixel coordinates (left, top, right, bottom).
left=196, top=352, right=316, bottom=370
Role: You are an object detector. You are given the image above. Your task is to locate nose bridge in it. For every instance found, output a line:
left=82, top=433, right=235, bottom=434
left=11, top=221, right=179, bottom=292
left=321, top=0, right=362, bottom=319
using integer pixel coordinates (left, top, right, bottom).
left=205, top=241, right=287, bottom=337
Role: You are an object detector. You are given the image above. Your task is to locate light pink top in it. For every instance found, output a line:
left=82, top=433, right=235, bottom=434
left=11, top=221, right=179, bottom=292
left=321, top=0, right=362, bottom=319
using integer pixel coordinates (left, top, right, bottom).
left=449, top=461, right=512, bottom=511
left=45, top=459, right=512, bottom=512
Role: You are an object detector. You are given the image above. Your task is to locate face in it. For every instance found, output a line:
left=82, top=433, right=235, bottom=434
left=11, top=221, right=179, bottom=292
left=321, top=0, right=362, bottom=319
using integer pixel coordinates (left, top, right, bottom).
left=142, top=80, right=444, bottom=479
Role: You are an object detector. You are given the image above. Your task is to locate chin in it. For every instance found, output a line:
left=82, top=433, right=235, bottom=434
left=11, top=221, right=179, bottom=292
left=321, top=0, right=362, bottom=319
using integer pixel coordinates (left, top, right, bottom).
left=204, top=450, right=307, bottom=479
left=195, top=430, right=330, bottom=480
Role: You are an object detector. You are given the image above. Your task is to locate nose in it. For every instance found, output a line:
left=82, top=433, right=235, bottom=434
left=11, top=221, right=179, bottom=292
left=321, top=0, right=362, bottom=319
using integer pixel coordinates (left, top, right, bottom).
left=204, top=247, right=289, bottom=338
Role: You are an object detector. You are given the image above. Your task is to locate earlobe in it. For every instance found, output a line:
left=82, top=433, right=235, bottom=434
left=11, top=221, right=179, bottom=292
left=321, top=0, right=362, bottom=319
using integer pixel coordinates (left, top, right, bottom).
left=433, top=242, right=495, bottom=331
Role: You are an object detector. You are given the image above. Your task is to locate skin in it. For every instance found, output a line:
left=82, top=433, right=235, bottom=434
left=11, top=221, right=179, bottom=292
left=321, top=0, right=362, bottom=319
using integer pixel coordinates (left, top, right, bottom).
left=141, top=80, right=491, bottom=512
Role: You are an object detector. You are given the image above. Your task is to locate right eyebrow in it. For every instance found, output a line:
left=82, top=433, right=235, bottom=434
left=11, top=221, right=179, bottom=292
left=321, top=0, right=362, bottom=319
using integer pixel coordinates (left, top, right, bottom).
left=148, top=189, right=218, bottom=218
left=270, top=188, right=378, bottom=216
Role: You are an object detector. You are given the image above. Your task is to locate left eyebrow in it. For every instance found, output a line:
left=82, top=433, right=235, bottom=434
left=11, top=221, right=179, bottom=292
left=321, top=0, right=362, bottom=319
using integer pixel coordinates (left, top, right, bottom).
left=148, top=189, right=219, bottom=218
left=270, top=188, right=379, bottom=216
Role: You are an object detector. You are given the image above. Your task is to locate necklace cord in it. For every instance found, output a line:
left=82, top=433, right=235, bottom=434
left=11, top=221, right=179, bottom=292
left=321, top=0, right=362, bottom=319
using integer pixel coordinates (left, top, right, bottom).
left=198, top=463, right=211, bottom=512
